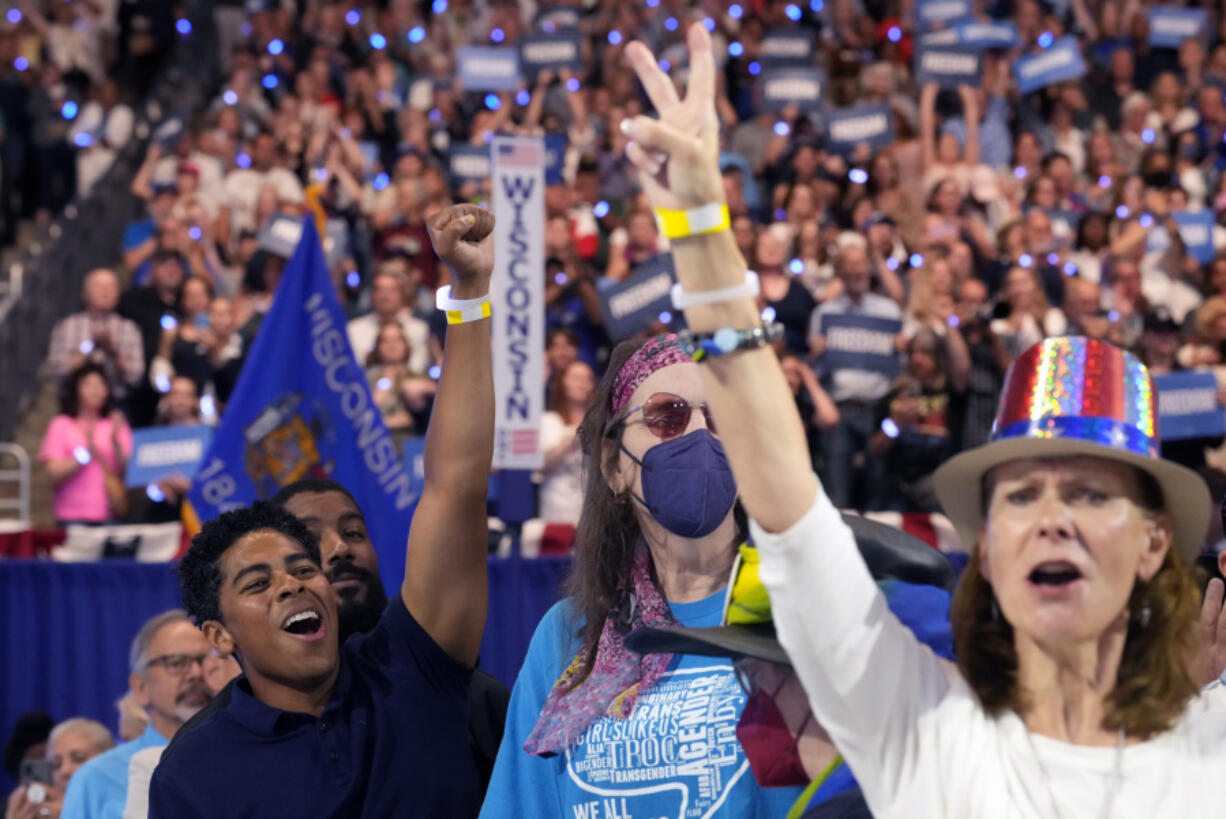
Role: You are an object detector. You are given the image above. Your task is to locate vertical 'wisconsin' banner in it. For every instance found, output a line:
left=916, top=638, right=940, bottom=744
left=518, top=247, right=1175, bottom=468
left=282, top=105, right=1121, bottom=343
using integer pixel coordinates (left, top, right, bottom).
left=491, top=136, right=545, bottom=470
left=184, top=219, right=414, bottom=593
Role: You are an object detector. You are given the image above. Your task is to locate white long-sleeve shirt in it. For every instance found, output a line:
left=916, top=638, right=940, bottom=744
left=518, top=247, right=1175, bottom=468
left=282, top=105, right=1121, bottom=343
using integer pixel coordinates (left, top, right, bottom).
left=750, top=483, right=1226, bottom=819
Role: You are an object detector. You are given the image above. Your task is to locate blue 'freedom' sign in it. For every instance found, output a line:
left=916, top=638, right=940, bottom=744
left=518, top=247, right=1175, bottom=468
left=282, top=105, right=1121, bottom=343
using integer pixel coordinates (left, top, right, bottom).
left=761, top=68, right=825, bottom=113
left=916, top=0, right=973, bottom=29
left=760, top=29, right=815, bottom=66
left=819, top=314, right=903, bottom=377
left=598, top=254, right=678, bottom=341
left=126, top=425, right=213, bottom=488
left=1155, top=371, right=1226, bottom=441
left=825, top=103, right=895, bottom=154
left=1147, top=7, right=1207, bottom=49
left=1014, top=37, right=1087, bottom=94
left=914, top=47, right=982, bottom=88
left=457, top=46, right=520, bottom=91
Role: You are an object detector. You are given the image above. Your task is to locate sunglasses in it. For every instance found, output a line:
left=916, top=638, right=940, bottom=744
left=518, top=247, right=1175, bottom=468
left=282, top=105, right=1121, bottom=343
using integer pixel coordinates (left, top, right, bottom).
left=605, top=392, right=717, bottom=441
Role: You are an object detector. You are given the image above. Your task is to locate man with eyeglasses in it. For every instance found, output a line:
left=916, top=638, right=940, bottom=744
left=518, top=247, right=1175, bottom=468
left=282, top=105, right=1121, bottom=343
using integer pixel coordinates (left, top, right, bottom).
left=60, top=609, right=223, bottom=818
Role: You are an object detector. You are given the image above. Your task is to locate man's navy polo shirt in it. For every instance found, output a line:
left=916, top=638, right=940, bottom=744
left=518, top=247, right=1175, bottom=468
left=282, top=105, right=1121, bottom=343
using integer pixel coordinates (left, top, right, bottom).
left=148, top=596, right=479, bottom=818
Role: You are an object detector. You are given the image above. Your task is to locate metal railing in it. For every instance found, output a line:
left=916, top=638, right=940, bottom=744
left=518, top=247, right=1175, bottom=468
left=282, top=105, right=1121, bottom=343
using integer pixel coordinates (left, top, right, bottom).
left=0, top=1, right=222, bottom=440
left=0, top=443, right=30, bottom=523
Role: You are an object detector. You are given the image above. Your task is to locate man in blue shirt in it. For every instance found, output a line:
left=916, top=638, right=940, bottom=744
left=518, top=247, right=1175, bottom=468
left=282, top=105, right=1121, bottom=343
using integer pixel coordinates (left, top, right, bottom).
left=61, top=610, right=214, bottom=817
left=148, top=203, right=497, bottom=818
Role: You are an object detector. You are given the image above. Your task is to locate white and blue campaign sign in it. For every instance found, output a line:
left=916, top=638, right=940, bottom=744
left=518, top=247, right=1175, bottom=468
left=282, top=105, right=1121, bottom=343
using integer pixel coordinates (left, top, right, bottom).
left=955, top=19, right=1019, bottom=48
left=534, top=4, right=581, bottom=30
left=125, top=426, right=213, bottom=488
left=598, top=253, right=678, bottom=341
left=1014, top=37, right=1087, bottom=94
left=1155, top=371, right=1226, bottom=441
left=186, top=219, right=415, bottom=596
left=457, top=46, right=520, bottom=91
left=492, top=136, right=546, bottom=470
left=519, top=29, right=582, bottom=79
left=1173, top=211, right=1216, bottom=263
left=761, top=68, right=824, bottom=113
left=1147, top=7, right=1207, bottom=49
left=825, top=103, right=895, bottom=154
left=921, top=19, right=1018, bottom=48
left=760, top=29, right=815, bottom=66
left=449, top=144, right=492, bottom=186
left=544, top=132, right=567, bottom=186
left=914, top=47, right=982, bottom=88
left=916, top=0, right=972, bottom=29
left=819, top=313, right=903, bottom=376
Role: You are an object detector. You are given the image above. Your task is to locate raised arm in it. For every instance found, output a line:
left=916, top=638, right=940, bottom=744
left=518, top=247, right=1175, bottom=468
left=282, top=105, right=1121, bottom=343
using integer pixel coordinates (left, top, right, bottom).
left=401, top=204, right=495, bottom=666
left=919, top=83, right=939, bottom=173
left=619, top=25, right=954, bottom=806
left=620, top=30, right=814, bottom=533
left=958, top=85, right=980, bottom=168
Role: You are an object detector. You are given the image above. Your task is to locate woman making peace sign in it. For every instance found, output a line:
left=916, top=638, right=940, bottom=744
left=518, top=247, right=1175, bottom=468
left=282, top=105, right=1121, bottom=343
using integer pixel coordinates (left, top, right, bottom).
left=618, top=22, right=1226, bottom=819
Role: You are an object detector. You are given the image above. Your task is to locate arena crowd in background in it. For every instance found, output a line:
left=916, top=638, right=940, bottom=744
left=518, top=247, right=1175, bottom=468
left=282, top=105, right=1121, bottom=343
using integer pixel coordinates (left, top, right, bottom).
left=13, top=0, right=1226, bottom=532
left=11, top=3, right=1226, bottom=505
left=11, top=0, right=1226, bottom=817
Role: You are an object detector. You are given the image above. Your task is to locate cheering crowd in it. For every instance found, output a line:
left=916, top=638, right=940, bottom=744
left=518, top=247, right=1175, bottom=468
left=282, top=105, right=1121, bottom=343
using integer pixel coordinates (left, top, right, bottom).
left=12, top=0, right=1226, bottom=817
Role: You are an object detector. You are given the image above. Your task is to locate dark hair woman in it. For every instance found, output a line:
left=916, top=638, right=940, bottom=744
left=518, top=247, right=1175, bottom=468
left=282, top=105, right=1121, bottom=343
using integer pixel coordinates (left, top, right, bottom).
left=39, top=363, right=132, bottom=526
left=615, top=26, right=1223, bottom=819
left=480, top=336, right=801, bottom=818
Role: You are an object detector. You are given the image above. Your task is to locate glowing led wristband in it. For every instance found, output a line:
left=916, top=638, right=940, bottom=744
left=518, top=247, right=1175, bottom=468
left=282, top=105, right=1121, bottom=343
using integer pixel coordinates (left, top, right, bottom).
left=671, top=271, right=760, bottom=311
left=435, top=286, right=491, bottom=325
left=652, top=203, right=731, bottom=240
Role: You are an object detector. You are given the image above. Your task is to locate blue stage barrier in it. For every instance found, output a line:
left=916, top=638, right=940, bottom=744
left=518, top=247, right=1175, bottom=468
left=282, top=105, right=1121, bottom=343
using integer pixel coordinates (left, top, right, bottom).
left=0, top=554, right=572, bottom=793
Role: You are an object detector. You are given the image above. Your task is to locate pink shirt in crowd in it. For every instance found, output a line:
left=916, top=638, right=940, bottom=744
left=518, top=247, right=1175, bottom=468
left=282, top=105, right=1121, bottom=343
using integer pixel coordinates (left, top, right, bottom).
left=39, top=415, right=132, bottom=522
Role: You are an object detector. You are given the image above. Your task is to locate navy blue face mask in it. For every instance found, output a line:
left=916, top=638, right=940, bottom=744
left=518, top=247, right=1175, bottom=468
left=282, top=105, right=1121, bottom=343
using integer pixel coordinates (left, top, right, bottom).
left=620, top=429, right=738, bottom=538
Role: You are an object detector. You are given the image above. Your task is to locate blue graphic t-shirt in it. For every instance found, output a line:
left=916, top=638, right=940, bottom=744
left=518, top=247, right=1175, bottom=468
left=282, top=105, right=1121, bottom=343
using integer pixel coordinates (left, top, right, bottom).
left=481, top=591, right=802, bottom=819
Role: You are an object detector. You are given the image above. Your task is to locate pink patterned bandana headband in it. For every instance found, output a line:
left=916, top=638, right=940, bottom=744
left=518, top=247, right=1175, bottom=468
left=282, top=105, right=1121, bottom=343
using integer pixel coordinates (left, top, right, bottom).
left=610, top=334, right=691, bottom=416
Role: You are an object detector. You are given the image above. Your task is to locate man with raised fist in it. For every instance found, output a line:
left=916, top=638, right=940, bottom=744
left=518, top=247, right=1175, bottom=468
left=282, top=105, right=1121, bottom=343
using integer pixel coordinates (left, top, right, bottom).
left=149, top=204, right=498, bottom=818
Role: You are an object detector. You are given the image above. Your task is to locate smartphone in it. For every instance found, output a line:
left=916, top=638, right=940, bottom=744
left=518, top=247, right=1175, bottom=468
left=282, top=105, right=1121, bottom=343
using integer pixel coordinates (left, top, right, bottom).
left=194, top=312, right=211, bottom=330
left=20, top=758, right=54, bottom=787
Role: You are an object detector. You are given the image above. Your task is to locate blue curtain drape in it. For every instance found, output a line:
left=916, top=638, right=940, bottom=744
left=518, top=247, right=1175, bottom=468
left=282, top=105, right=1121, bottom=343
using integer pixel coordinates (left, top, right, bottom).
left=0, top=555, right=572, bottom=793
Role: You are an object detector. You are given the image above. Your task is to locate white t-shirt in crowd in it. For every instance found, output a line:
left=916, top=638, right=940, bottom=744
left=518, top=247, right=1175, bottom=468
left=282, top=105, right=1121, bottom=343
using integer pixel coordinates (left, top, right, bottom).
left=223, top=167, right=306, bottom=233
left=538, top=411, right=583, bottom=525
left=346, top=312, right=432, bottom=375
left=751, top=483, right=1226, bottom=819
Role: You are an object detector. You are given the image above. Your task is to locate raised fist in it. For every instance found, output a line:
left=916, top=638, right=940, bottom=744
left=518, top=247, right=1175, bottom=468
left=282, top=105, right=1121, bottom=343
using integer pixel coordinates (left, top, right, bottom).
left=427, top=204, right=495, bottom=295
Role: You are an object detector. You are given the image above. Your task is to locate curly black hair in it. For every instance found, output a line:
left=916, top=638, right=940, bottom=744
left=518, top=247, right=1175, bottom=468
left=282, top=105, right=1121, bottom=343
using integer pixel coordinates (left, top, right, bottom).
left=178, top=501, right=321, bottom=626
left=59, top=362, right=116, bottom=418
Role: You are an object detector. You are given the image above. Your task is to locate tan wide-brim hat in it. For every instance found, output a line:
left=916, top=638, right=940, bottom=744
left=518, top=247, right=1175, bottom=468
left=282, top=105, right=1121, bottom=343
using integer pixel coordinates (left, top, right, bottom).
left=932, top=337, right=1211, bottom=562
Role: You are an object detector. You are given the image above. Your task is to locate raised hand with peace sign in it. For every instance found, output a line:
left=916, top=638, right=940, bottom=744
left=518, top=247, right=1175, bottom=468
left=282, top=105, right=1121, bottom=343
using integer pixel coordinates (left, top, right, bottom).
left=620, top=25, right=724, bottom=212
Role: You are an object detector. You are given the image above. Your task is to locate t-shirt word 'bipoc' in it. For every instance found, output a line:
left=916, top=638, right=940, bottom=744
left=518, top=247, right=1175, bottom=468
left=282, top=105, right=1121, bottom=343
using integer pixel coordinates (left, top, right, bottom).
left=480, top=592, right=801, bottom=819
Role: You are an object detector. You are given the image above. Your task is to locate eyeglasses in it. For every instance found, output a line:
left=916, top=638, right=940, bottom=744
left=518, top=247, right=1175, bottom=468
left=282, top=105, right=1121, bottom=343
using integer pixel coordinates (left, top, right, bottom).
left=145, top=653, right=209, bottom=676
left=605, top=392, right=717, bottom=441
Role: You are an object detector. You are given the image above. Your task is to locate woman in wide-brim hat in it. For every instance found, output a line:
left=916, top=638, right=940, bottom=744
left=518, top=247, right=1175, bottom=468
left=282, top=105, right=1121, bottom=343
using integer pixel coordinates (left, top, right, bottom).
left=616, top=23, right=1226, bottom=818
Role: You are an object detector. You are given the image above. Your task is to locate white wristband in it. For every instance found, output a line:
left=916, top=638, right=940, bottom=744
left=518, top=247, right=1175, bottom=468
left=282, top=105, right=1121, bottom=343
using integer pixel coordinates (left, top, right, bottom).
left=670, top=271, right=760, bottom=310
left=436, top=286, right=491, bottom=325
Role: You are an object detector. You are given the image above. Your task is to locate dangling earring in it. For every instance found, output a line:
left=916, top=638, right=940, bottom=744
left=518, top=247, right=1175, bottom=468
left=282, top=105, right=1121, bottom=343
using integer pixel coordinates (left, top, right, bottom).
left=990, top=593, right=1001, bottom=623
left=1138, top=602, right=1152, bottom=629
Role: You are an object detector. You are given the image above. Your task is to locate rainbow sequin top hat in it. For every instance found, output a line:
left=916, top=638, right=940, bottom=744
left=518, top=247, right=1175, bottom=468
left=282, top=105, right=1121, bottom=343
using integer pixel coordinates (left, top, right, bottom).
left=933, top=336, right=1210, bottom=560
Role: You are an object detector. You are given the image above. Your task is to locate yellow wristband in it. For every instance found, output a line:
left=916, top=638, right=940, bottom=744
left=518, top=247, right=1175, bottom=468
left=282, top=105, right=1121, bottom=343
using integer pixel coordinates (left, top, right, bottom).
left=652, top=203, right=731, bottom=240
left=436, top=286, right=492, bottom=324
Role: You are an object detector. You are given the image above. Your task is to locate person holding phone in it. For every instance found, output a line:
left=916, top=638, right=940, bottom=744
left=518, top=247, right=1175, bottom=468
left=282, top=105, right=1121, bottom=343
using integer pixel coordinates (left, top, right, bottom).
left=7, top=719, right=115, bottom=819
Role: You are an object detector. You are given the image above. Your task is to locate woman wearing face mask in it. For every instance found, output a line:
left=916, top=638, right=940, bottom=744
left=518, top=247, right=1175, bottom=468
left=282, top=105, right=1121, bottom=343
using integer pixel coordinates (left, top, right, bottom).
left=480, top=335, right=802, bottom=819
left=620, top=25, right=1224, bottom=819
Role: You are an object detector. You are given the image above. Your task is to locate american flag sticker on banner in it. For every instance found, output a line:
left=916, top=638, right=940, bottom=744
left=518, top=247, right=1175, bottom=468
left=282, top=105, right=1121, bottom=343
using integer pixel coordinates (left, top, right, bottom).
left=507, top=429, right=539, bottom=456
left=497, top=140, right=542, bottom=166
